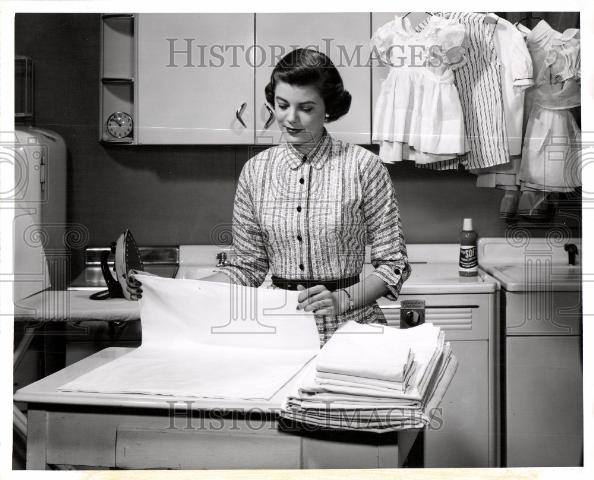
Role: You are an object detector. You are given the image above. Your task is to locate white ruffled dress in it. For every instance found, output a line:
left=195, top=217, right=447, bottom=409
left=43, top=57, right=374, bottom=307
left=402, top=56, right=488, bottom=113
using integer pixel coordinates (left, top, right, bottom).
left=372, top=15, right=468, bottom=164
left=519, top=21, right=581, bottom=192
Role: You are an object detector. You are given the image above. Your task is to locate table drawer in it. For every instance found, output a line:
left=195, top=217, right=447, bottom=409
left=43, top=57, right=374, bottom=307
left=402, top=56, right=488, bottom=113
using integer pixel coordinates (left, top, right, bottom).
left=115, top=425, right=301, bottom=469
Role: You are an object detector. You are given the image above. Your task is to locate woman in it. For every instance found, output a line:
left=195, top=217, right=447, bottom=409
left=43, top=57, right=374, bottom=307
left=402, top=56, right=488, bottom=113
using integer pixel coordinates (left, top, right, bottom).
left=131, top=48, right=411, bottom=345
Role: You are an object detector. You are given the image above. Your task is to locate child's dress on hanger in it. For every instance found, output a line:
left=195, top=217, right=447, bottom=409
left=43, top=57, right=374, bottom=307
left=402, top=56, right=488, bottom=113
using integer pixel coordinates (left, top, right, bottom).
left=372, top=15, right=468, bottom=164
left=518, top=20, right=581, bottom=193
left=472, top=14, right=534, bottom=190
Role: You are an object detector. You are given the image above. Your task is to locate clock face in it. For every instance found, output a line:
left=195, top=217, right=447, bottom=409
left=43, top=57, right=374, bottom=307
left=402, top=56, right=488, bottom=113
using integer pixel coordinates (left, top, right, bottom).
left=106, top=112, right=133, bottom=139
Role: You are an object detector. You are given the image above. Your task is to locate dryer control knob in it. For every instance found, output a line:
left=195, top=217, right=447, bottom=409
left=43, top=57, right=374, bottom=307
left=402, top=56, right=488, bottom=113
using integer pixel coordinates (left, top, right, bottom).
left=405, top=310, right=421, bottom=326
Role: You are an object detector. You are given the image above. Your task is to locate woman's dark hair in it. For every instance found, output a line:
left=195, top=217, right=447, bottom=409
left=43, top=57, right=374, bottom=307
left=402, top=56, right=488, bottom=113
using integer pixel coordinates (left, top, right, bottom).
left=265, top=48, right=352, bottom=122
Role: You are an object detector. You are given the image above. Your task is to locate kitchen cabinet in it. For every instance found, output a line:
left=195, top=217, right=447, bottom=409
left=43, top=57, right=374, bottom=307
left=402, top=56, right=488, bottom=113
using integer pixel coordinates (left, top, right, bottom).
left=504, top=290, right=582, bottom=467
left=506, top=336, right=582, bottom=467
left=254, top=13, right=371, bottom=145
left=136, top=13, right=255, bottom=144
left=102, top=13, right=371, bottom=144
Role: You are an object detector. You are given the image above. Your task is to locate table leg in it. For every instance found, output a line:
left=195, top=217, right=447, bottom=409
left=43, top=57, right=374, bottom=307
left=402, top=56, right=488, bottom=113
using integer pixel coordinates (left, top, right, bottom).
left=13, top=404, right=27, bottom=440
left=13, top=324, right=35, bottom=370
left=404, top=429, right=425, bottom=467
left=14, top=323, right=36, bottom=464
left=26, top=409, right=49, bottom=470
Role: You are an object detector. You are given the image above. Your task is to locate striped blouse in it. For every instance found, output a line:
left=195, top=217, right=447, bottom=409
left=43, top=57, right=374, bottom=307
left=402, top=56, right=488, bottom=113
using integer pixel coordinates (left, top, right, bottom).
left=215, top=130, right=411, bottom=344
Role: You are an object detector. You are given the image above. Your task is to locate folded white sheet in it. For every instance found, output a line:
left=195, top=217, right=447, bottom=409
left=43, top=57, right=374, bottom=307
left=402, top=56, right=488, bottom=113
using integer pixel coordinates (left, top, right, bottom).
left=315, top=322, right=441, bottom=383
left=316, top=371, right=409, bottom=392
left=280, top=322, right=458, bottom=432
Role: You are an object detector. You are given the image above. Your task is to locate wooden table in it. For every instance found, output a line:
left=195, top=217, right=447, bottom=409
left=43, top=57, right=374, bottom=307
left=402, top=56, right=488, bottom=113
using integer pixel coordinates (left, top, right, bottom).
left=15, top=347, right=422, bottom=470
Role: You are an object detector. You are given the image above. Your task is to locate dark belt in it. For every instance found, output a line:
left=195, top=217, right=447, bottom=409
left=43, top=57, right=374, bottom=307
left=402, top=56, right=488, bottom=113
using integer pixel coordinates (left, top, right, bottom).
left=271, top=275, right=359, bottom=292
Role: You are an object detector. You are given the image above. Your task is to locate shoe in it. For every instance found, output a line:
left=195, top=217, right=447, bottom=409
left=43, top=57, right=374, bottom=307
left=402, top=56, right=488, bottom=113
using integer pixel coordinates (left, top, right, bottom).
left=499, top=190, right=521, bottom=220
left=517, top=191, right=550, bottom=220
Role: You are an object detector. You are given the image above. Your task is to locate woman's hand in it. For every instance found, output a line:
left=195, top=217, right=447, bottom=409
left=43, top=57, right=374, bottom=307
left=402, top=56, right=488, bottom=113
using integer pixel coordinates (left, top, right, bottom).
left=296, top=285, right=345, bottom=316
left=126, top=269, right=143, bottom=300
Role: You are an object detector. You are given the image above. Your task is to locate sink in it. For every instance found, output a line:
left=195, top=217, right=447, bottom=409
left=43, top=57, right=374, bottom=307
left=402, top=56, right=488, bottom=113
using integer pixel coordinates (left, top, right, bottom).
left=551, top=265, right=581, bottom=277
left=489, top=264, right=581, bottom=291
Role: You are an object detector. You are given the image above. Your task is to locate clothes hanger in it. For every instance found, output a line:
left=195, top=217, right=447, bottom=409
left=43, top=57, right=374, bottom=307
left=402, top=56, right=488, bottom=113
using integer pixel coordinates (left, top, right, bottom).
left=514, top=13, right=544, bottom=27
left=402, top=12, right=433, bottom=20
left=482, top=12, right=499, bottom=24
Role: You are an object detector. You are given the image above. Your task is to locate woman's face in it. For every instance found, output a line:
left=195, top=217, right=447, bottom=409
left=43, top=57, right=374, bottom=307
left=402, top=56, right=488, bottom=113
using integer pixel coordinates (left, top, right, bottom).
left=273, top=81, right=326, bottom=146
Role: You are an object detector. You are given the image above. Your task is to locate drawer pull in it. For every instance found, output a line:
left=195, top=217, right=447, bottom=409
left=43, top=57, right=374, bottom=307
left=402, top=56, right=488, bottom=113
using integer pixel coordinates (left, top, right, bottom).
left=264, top=103, right=275, bottom=129
left=235, top=102, right=248, bottom=128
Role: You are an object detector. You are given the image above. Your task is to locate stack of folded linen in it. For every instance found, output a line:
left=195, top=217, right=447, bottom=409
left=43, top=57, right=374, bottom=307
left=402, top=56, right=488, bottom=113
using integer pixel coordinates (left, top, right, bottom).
left=280, top=322, right=458, bottom=432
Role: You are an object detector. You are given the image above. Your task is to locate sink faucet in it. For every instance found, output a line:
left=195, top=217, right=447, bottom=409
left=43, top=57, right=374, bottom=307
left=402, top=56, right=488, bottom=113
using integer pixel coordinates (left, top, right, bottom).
left=216, top=252, right=229, bottom=267
left=564, top=243, right=578, bottom=265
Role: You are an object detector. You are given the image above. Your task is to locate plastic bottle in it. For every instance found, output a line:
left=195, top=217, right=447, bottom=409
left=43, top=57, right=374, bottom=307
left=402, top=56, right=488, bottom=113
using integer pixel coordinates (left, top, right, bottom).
left=459, top=218, right=478, bottom=277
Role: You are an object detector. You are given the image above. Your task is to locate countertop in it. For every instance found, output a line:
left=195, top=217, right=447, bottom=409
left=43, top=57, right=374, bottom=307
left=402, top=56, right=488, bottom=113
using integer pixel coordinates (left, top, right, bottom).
left=16, top=262, right=497, bottom=323
left=15, top=289, right=139, bottom=323
left=479, top=263, right=581, bottom=292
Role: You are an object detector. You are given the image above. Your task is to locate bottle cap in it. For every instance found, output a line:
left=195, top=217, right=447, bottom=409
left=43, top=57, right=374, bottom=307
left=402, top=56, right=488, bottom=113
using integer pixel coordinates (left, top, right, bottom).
left=463, top=218, right=473, bottom=231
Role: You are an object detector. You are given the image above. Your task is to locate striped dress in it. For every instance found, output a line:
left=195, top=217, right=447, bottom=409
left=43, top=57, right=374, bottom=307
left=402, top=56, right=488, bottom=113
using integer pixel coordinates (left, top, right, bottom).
left=417, top=12, right=510, bottom=171
left=215, top=130, right=411, bottom=345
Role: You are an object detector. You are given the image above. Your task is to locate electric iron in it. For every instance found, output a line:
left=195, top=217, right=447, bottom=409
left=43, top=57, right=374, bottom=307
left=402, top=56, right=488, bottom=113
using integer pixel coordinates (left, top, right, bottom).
left=89, top=229, right=143, bottom=300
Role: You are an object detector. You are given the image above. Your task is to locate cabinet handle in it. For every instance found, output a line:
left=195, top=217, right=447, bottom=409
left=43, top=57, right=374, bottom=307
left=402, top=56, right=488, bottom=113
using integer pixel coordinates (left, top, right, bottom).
left=264, top=103, right=275, bottom=129
left=235, top=102, right=247, bottom=128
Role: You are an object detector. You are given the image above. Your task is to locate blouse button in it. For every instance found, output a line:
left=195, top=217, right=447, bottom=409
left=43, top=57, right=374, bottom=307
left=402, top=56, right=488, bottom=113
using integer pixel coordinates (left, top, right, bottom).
left=394, top=268, right=401, bottom=275
left=299, top=264, right=304, bottom=271
left=297, top=235, right=302, bottom=242
left=296, top=206, right=302, bottom=212
left=299, top=178, right=304, bottom=184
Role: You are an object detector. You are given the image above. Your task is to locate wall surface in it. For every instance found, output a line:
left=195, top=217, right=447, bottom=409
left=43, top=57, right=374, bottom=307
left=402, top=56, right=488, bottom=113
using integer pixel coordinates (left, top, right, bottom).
left=15, top=14, right=581, bottom=279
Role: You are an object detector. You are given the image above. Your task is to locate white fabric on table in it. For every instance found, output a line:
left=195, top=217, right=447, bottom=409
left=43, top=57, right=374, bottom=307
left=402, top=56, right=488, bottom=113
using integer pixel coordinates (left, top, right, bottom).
left=281, top=346, right=457, bottom=432
left=316, top=369, right=411, bottom=391
left=280, top=322, right=457, bottom=431
left=59, top=344, right=315, bottom=400
left=60, top=274, right=319, bottom=400
left=315, top=322, right=440, bottom=383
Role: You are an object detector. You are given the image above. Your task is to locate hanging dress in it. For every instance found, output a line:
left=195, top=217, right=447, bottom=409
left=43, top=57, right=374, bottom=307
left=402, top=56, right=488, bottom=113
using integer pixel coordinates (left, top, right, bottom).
left=472, top=14, right=534, bottom=190
left=518, top=21, right=581, bottom=192
left=371, top=15, right=468, bottom=164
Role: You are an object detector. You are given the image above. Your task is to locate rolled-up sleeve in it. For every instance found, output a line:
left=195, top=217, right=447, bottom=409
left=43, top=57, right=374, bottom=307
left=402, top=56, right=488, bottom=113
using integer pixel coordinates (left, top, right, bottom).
left=214, top=161, right=269, bottom=287
left=361, top=155, right=411, bottom=300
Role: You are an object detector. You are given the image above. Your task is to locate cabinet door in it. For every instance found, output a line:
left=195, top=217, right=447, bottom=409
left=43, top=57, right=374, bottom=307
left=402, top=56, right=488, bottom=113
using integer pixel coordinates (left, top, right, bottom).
left=423, top=340, right=491, bottom=467
left=255, top=13, right=371, bottom=145
left=506, top=336, right=583, bottom=467
left=136, top=14, right=254, bottom=144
